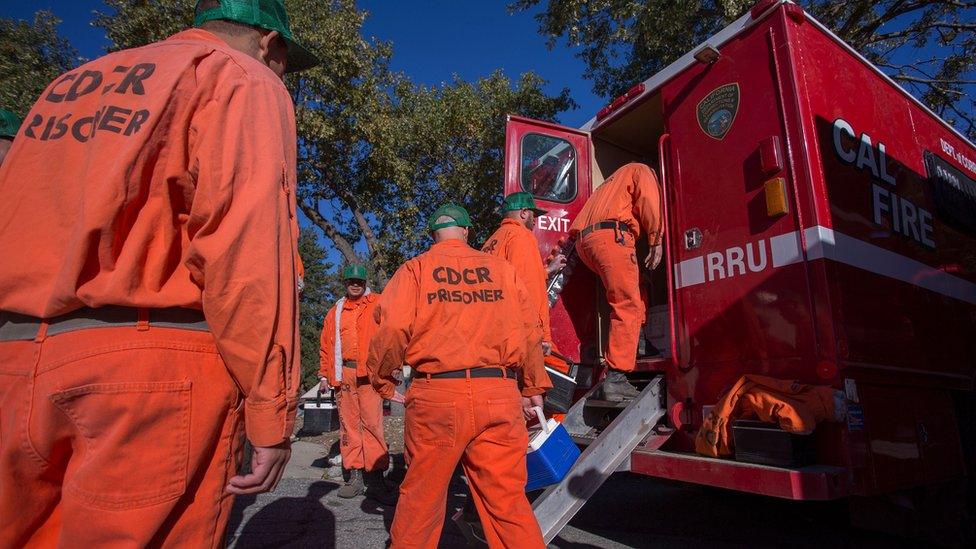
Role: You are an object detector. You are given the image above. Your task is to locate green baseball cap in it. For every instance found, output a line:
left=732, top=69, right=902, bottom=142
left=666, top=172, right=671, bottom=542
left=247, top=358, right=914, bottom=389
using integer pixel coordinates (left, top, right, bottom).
left=342, top=264, right=367, bottom=281
left=502, top=191, right=547, bottom=216
left=0, top=109, right=21, bottom=139
left=427, top=203, right=472, bottom=231
left=194, top=0, right=320, bottom=73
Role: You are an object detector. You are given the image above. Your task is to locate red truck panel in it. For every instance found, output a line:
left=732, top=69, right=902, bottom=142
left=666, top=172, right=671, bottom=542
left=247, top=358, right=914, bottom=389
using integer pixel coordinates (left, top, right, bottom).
left=791, top=15, right=976, bottom=385
left=660, top=13, right=819, bottom=408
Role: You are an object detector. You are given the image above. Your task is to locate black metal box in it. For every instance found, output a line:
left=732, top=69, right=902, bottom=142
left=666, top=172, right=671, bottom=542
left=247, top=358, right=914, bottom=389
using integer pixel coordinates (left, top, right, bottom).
left=732, top=419, right=815, bottom=467
left=302, top=392, right=339, bottom=435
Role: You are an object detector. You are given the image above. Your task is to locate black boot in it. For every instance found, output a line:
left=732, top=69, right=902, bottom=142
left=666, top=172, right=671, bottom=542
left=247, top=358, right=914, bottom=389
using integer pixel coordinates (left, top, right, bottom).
left=338, top=468, right=365, bottom=498
left=602, top=369, right=639, bottom=402
left=365, top=470, right=398, bottom=506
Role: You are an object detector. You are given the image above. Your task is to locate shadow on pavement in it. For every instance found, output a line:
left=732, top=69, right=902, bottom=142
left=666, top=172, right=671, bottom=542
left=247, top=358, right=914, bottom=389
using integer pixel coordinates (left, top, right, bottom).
left=228, top=481, right=339, bottom=548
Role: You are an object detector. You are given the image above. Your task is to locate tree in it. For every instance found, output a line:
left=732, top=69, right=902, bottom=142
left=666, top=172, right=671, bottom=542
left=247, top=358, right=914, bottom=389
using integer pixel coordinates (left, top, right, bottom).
left=512, top=0, right=976, bottom=138
left=0, top=11, right=79, bottom=115
left=94, top=0, right=573, bottom=286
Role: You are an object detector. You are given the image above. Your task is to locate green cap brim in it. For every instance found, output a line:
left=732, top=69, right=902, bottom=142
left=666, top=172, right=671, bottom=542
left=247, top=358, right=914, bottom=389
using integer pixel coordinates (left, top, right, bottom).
left=430, top=220, right=461, bottom=231
left=283, top=36, right=320, bottom=73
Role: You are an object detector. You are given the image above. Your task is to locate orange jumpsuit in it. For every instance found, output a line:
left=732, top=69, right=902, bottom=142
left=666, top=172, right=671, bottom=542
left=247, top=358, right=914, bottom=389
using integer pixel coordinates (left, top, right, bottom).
left=570, top=163, right=662, bottom=372
left=367, top=239, right=551, bottom=549
left=0, top=29, right=299, bottom=547
left=482, top=218, right=552, bottom=344
left=695, top=375, right=840, bottom=458
left=319, top=293, right=389, bottom=472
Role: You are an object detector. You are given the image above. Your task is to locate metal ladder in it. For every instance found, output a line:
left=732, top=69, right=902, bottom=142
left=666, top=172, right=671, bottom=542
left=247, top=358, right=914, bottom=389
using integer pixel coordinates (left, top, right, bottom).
left=531, top=375, right=667, bottom=544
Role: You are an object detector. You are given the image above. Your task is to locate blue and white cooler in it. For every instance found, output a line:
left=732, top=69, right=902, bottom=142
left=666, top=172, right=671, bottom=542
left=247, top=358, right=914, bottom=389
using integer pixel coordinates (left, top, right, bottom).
left=525, top=407, right=580, bottom=491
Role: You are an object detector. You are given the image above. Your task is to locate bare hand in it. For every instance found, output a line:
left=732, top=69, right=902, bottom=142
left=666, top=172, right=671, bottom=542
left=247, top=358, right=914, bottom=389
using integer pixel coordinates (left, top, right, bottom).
left=546, top=253, right=568, bottom=276
left=644, top=244, right=663, bottom=270
left=541, top=341, right=552, bottom=356
left=226, top=442, right=291, bottom=495
left=521, top=394, right=545, bottom=421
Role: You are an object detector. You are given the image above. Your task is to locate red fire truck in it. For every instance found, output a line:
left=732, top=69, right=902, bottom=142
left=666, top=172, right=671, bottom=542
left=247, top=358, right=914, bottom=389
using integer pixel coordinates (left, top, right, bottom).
left=508, top=0, right=976, bottom=542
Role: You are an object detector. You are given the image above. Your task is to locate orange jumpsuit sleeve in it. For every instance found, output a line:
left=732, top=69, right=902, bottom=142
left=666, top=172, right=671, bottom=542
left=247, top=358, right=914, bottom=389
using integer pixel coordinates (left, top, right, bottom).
left=508, top=232, right=552, bottom=343
left=318, top=306, right=339, bottom=388
left=629, top=164, right=664, bottom=245
left=367, top=264, right=418, bottom=400
left=514, top=273, right=551, bottom=397
left=184, top=76, right=299, bottom=448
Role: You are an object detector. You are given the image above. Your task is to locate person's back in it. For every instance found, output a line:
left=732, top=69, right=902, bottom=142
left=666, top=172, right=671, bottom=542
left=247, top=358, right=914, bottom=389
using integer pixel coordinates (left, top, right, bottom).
left=0, top=28, right=295, bottom=318
left=0, top=1, right=319, bottom=545
left=368, top=204, right=549, bottom=548
left=380, top=240, right=535, bottom=373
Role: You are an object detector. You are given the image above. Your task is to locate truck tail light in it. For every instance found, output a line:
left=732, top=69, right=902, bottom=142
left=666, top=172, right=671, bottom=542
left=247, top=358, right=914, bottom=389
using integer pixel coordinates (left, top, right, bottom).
left=759, top=135, right=783, bottom=173
left=596, top=83, right=646, bottom=121
left=764, top=177, right=789, bottom=217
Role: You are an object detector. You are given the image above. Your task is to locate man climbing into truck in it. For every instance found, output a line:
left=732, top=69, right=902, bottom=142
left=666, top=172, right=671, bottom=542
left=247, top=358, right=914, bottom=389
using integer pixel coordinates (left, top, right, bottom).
left=569, top=162, right=664, bottom=401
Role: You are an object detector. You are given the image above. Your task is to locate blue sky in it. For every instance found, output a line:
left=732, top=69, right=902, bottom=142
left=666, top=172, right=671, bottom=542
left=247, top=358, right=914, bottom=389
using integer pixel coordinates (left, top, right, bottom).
left=0, top=0, right=604, bottom=127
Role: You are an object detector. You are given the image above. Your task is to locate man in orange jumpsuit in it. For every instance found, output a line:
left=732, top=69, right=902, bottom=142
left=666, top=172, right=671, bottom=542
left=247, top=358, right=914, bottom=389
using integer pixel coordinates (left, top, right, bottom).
left=570, top=163, right=664, bottom=401
left=482, top=191, right=564, bottom=358
left=0, top=1, right=318, bottom=546
left=368, top=203, right=551, bottom=549
left=0, top=108, right=20, bottom=166
left=319, top=264, right=395, bottom=504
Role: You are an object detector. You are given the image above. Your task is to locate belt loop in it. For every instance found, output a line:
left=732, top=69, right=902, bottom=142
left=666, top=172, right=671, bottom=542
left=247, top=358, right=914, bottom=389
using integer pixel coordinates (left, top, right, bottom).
left=501, top=368, right=507, bottom=379
left=34, top=320, right=49, bottom=343
left=465, top=369, right=471, bottom=379
left=137, top=308, right=150, bottom=332
left=425, top=372, right=431, bottom=381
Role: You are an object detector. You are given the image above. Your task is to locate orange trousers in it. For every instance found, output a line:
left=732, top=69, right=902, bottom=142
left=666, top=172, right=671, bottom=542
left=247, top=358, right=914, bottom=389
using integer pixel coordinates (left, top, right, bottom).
left=576, top=229, right=643, bottom=372
left=390, top=376, right=544, bottom=549
left=0, top=325, right=243, bottom=548
left=338, top=366, right=389, bottom=471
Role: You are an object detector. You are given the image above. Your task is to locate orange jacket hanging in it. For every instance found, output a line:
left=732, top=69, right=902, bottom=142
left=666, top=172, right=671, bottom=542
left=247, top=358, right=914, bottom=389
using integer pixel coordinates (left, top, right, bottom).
left=695, top=374, right=842, bottom=458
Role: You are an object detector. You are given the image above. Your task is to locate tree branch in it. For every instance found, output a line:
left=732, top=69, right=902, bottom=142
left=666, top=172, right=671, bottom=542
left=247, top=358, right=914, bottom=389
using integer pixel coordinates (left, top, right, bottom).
left=298, top=199, right=360, bottom=264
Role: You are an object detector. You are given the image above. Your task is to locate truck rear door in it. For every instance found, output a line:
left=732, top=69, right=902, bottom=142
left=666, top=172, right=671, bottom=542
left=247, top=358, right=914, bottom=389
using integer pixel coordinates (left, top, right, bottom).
left=503, top=115, right=597, bottom=364
left=659, top=12, right=818, bottom=389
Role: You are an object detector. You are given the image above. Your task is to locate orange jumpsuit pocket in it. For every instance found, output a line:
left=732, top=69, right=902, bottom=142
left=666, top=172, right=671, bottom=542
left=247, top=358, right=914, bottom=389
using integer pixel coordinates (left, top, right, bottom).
left=486, top=398, right=525, bottom=442
left=406, top=399, right=456, bottom=447
left=50, top=380, right=192, bottom=510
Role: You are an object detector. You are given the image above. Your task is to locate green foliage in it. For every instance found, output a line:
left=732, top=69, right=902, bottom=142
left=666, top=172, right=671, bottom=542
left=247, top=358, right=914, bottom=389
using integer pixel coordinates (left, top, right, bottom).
left=0, top=11, right=79, bottom=116
left=92, top=0, right=573, bottom=286
left=93, top=0, right=193, bottom=50
left=513, top=0, right=976, bottom=139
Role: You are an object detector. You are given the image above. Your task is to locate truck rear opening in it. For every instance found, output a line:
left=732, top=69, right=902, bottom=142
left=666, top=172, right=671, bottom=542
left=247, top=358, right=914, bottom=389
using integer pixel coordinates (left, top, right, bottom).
left=501, top=0, right=976, bottom=543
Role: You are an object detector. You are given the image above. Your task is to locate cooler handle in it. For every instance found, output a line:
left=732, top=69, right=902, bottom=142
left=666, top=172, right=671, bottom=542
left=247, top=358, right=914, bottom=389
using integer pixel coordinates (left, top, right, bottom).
left=533, top=406, right=552, bottom=434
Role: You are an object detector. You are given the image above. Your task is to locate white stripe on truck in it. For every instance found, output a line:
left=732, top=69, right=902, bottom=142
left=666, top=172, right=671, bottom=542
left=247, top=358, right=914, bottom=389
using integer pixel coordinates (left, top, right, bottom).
left=673, top=225, right=976, bottom=305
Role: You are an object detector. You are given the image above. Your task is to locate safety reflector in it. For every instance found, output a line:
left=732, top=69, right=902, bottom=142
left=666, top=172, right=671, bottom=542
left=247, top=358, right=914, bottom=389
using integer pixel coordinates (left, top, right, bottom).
left=764, top=177, right=789, bottom=217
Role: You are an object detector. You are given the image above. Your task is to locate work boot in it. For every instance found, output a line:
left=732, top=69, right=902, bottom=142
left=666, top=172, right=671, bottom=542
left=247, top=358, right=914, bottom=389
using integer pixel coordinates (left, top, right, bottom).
left=338, top=468, right=365, bottom=498
left=602, top=369, right=640, bottom=402
left=365, top=470, right=398, bottom=506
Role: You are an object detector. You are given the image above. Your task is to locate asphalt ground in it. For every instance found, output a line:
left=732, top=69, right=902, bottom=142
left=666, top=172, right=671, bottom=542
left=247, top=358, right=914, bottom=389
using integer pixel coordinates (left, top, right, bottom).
left=225, top=437, right=912, bottom=548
